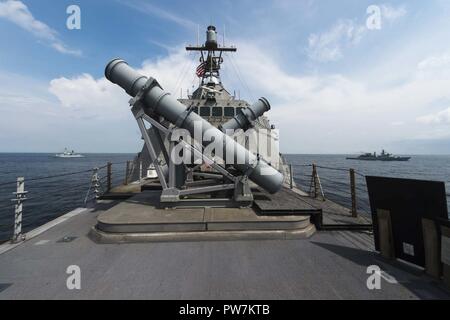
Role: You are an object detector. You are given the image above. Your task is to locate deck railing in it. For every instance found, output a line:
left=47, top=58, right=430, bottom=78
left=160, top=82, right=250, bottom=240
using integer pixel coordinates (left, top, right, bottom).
left=288, top=162, right=450, bottom=219
left=0, top=161, right=131, bottom=243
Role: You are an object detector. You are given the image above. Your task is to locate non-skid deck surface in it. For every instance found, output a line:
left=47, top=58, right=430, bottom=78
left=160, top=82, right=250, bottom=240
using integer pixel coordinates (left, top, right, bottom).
left=253, top=188, right=321, bottom=214
left=254, top=186, right=372, bottom=227
left=0, top=206, right=448, bottom=299
left=298, top=195, right=373, bottom=226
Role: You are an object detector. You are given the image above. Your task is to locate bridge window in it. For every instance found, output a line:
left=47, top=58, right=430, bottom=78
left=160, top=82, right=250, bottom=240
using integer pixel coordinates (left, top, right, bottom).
left=212, top=107, right=223, bottom=116
left=200, top=107, right=211, bottom=116
left=224, top=107, right=234, bottom=117
left=192, top=107, right=199, bottom=114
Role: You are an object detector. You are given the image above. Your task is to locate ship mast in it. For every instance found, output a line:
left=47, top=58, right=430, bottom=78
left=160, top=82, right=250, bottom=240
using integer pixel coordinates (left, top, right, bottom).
left=186, top=25, right=236, bottom=86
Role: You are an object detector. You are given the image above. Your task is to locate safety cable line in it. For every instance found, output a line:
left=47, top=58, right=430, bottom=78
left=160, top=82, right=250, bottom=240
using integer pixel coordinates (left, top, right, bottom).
left=315, top=165, right=351, bottom=172
left=23, top=180, right=93, bottom=193
left=225, top=53, right=254, bottom=101
left=0, top=203, right=15, bottom=210
left=355, top=186, right=368, bottom=193
left=324, top=189, right=352, bottom=197
left=0, top=168, right=94, bottom=187
left=317, top=175, right=349, bottom=186
left=0, top=180, right=18, bottom=187
left=174, top=52, right=197, bottom=95
left=354, top=171, right=366, bottom=178
left=0, top=160, right=131, bottom=187
left=173, top=51, right=192, bottom=93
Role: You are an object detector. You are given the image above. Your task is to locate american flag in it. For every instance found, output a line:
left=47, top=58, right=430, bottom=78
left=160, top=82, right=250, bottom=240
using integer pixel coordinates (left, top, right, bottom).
left=196, top=62, right=206, bottom=77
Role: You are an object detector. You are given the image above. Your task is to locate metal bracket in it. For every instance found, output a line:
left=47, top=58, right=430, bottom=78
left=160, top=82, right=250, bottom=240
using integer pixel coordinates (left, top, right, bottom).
left=136, top=116, right=168, bottom=189
left=126, top=80, right=257, bottom=205
left=128, top=77, right=161, bottom=107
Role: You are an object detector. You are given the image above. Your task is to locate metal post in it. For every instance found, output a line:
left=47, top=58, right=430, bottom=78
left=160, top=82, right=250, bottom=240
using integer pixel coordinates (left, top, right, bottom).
left=289, top=164, right=293, bottom=189
left=316, top=172, right=326, bottom=201
left=124, top=161, right=130, bottom=185
left=312, top=164, right=318, bottom=198
left=12, top=177, right=27, bottom=243
left=350, top=168, right=357, bottom=217
left=107, top=162, right=112, bottom=192
left=139, top=160, right=143, bottom=181
left=92, top=168, right=100, bottom=201
left=168, top=141, right=176, bottom=188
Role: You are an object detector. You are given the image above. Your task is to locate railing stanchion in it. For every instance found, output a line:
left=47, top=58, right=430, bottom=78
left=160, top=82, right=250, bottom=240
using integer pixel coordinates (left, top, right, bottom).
left=289, top=164, right=293, bottom=189
left=124, top=161, right=130, bottom=185
left=107, top=162, right=112, bottom=192
left=92, top=168, right=100, bottom=201
left=309, top=164, right=318, bottom=198
left=11, top=177, right=27, bottom=243
left=350, top=168, right=358, bottom=217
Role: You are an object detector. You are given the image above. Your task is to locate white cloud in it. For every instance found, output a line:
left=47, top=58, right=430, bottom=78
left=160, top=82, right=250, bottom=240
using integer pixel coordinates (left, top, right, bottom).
left=307, top=4, right=406, bottom=62
left=48, top=47, right=196, bottom=120
left=46, top=41, right=450, bottom=152
left=381, top=4, right=407, bottom=21
left=418, top=53, right=450, bottom=70
left=0, top=70, right=141, bottom=153
left=0, top=0, right=81, bottom=56
left=118, top=0, right=196, bottom=30
left=48, top=74, right=128, bottom=119
left=307, top=19, right=366, bottom=62
left=417, top=108, right=450, bottom=125
left=224, top=42, right=450, bottom=151
left=0, top=48, right=197, bottom=152
left=139, top=49, right=198, bottom=93
left=51, top=42, right=82, bottom=56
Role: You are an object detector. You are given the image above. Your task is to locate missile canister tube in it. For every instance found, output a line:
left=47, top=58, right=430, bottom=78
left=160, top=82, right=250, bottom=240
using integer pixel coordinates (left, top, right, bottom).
left=220, top=97, right=271, bottom=132
left=105, top=59, right=284, bottom=194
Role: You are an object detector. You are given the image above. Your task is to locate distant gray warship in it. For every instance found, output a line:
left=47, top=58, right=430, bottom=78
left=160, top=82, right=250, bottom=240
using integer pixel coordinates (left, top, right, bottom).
left=347, top=150, right=411, bottom=161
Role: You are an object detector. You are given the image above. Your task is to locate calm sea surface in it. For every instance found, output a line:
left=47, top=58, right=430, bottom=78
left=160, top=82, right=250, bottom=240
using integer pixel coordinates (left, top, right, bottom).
left=0, top=153, right=449, bottom=241
left=0, top=153, right=133, bottom=241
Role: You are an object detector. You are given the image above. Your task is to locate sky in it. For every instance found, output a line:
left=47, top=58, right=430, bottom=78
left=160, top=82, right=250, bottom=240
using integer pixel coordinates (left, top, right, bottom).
left=0, top=0, right=450, bottom=154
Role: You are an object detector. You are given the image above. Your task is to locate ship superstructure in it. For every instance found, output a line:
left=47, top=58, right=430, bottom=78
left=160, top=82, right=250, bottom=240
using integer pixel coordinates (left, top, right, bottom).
left=122, top=25, right=284, bottom=207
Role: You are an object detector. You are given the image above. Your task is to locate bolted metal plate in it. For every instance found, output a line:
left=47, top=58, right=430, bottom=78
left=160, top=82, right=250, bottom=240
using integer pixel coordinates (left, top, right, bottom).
left=57, top=236, right=78, bottom=243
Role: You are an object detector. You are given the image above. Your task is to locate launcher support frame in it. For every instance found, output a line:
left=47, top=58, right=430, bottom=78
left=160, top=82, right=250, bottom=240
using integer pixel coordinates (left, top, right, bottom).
left=130, top=90, right=253, bottom=207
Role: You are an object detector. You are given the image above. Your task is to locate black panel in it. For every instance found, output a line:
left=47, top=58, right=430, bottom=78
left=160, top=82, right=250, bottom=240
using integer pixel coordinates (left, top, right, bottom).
left=199, top=107, right=211, bottom=116
left=212, top=107, right=223, bottom=116
left=224, top=107, right=235, bottom=117
left=366, top=176, right=448, bottom=267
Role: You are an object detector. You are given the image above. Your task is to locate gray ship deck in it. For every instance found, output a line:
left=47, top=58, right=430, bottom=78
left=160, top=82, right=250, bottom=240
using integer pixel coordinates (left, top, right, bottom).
left=0, top=203, right=448, bottom=299
left=0, top=187, right=449, bottom=299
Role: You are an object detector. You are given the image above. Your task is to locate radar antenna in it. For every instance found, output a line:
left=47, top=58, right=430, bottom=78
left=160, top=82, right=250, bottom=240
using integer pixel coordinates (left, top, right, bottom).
left=186, top=25, right=236, bottom=86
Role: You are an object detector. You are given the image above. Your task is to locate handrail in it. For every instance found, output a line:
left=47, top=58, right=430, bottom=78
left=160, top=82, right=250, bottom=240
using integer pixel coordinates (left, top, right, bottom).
left=0, top=160, right=132, bottom=242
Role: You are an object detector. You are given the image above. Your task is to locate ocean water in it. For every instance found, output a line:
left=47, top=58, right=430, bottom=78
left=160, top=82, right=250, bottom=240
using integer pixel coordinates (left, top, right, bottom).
left=0, top=153, right=133, bottom=241
left=285, top=154, right=450, bottom=217
left=0, top=153, right=449, bottom=241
